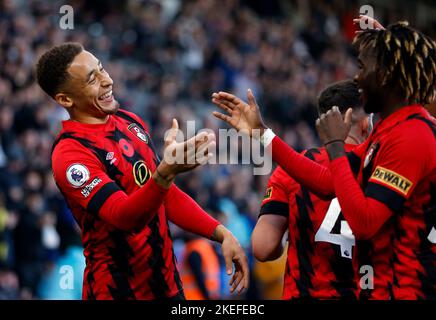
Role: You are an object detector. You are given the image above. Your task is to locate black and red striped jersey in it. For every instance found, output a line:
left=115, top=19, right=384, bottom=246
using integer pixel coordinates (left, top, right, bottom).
left=348, top=105, right=436, bottom=299
left=260, top=145, right=357, bottom=299
left=51, top=109, right=183, bottom=300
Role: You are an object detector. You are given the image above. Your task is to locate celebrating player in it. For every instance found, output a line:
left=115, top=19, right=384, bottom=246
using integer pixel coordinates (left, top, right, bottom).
left=36, top=43, right=249, bottom=300
left=212, top=22, right=435, bottom=299
left=252, top=80, right=371, bottom=299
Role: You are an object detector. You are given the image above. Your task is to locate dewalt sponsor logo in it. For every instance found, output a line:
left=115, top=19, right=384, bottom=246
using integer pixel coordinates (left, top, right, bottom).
left=370, top=166, right=413, bottom=196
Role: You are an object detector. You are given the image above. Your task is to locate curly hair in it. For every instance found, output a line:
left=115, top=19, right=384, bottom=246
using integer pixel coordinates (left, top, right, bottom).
left=36, top=43, right=83, bottom=98
left=353, top=21, right=436, bottom=105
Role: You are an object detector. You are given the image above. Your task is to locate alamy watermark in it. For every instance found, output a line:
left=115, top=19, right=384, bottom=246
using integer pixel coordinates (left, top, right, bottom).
left=59, top=5, right=74, bottom=30
left=163, top=121, right=272, bottom=175
left=359, top=265, right=374, bottom=290
left=359, top=5, right=375, bottom=30
left=59, top=265, right=74, bottom=290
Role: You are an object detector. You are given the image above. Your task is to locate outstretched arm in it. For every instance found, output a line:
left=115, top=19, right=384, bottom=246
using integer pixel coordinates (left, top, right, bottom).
left=212, top=90, right=335, bottom=198
left=53, top=119, right=216, bottom=232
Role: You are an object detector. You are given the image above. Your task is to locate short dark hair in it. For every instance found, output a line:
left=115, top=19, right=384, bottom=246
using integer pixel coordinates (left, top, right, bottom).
left=36, top=43, right=84, bottom=98
left=317, top=80, right=361, bottom=115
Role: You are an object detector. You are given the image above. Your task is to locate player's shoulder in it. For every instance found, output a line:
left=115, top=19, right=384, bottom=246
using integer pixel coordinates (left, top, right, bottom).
left=269, top=165, right=296, bottom=191
left=392, top=113, right=436, bottom=146
left=52, top=132, right=79, bottom=156
left=271, top=165, right=291, bottom=181
left=399, top=112, right=435, bottom=132
left=267, top=166, right=298, bottom=197
left=51, top=135, right=96, bottom=165
left=383, top=113, right=436, bottom=166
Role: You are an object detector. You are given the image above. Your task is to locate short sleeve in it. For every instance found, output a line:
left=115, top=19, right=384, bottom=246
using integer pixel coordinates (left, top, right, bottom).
left=259, top=166, right=296, bottom=217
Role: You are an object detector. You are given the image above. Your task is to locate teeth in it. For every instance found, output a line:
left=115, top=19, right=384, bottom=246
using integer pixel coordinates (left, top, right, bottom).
left=99, top=90, right=112, bottom=100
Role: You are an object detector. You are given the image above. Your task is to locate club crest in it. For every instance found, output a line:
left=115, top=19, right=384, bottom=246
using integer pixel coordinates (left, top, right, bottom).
left=128, top=123, right=148, bottom=144
left=364, top=142, right=379, bottom=168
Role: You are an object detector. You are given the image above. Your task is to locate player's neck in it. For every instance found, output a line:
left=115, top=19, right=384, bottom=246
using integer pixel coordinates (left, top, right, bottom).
left=69, top=111, right=110, bottom=125
left=379, top=90, right=409, bottom=119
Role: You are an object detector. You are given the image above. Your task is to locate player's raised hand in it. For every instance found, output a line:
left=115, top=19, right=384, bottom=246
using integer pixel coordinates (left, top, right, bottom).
left=353, top=15, right=384, bottom=34
left=154, top=119, right=215, bottom=187
left=164, top=118, right=215, bottom=171
left=211, top=225, right=249, bottom=294
left=316, top=106, right=352, bottom=152
left=212, top=89, right=267, bottom=137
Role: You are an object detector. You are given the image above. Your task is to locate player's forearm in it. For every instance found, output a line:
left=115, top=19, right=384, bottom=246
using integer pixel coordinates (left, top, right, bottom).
left=329, top=157, right=393, bottom=239
left=99, top=177, right=170, bottom=231
left=165, top=185, right=220, bottom=238
left=271, top=136, right=335, bottom=198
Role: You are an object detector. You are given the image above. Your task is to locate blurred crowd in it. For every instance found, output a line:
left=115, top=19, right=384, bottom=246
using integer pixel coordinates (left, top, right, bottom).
left=0, top=0, right=434, bottom=299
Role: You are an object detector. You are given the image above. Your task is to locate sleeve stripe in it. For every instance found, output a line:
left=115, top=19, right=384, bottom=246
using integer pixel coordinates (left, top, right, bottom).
left=87, top=182, right=122, bottom=215
left=259, top=201, right=289, bottom=218
left=365, top=182, right=405, bottom=212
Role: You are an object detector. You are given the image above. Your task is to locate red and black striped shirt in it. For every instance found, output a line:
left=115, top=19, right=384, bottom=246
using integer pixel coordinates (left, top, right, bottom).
left=260, top=146, right=357, bottom=299
left=52, top=109, right=183, bottom=300
left=343, top=105, right=436, bottom=299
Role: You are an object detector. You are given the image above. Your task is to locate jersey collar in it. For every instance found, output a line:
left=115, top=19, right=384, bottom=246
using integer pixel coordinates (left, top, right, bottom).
left=373, top=104, right=428, bottom=134
left=61, top=115, right=114, bottom=132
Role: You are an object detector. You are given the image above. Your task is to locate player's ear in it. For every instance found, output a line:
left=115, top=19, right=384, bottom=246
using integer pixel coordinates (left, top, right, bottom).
left=55, top=92, right=74, bottom=109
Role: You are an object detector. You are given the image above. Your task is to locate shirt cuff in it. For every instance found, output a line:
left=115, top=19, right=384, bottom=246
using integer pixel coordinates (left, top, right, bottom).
left=260, top=128, right=276, bottom=147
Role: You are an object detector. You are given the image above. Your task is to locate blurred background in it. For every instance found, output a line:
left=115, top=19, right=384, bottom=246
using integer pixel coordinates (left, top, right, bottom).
left=0, top=0, right=434, bottom=300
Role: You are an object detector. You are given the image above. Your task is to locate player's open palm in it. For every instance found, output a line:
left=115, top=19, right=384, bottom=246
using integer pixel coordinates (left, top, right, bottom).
left=212, top=89, right=266, bottom=137
left=162, top=119, right=215, bottom=174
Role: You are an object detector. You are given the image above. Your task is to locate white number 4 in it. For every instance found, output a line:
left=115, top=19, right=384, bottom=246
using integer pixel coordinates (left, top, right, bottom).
left=315, top=198, right=355, bottom=259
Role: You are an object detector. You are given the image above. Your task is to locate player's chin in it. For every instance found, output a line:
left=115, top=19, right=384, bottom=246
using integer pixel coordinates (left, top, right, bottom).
left=96, top=98, right=119, bottom=115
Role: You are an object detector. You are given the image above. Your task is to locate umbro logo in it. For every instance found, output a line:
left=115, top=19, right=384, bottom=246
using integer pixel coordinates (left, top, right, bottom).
left=106, top=152, right=117, bottom=165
